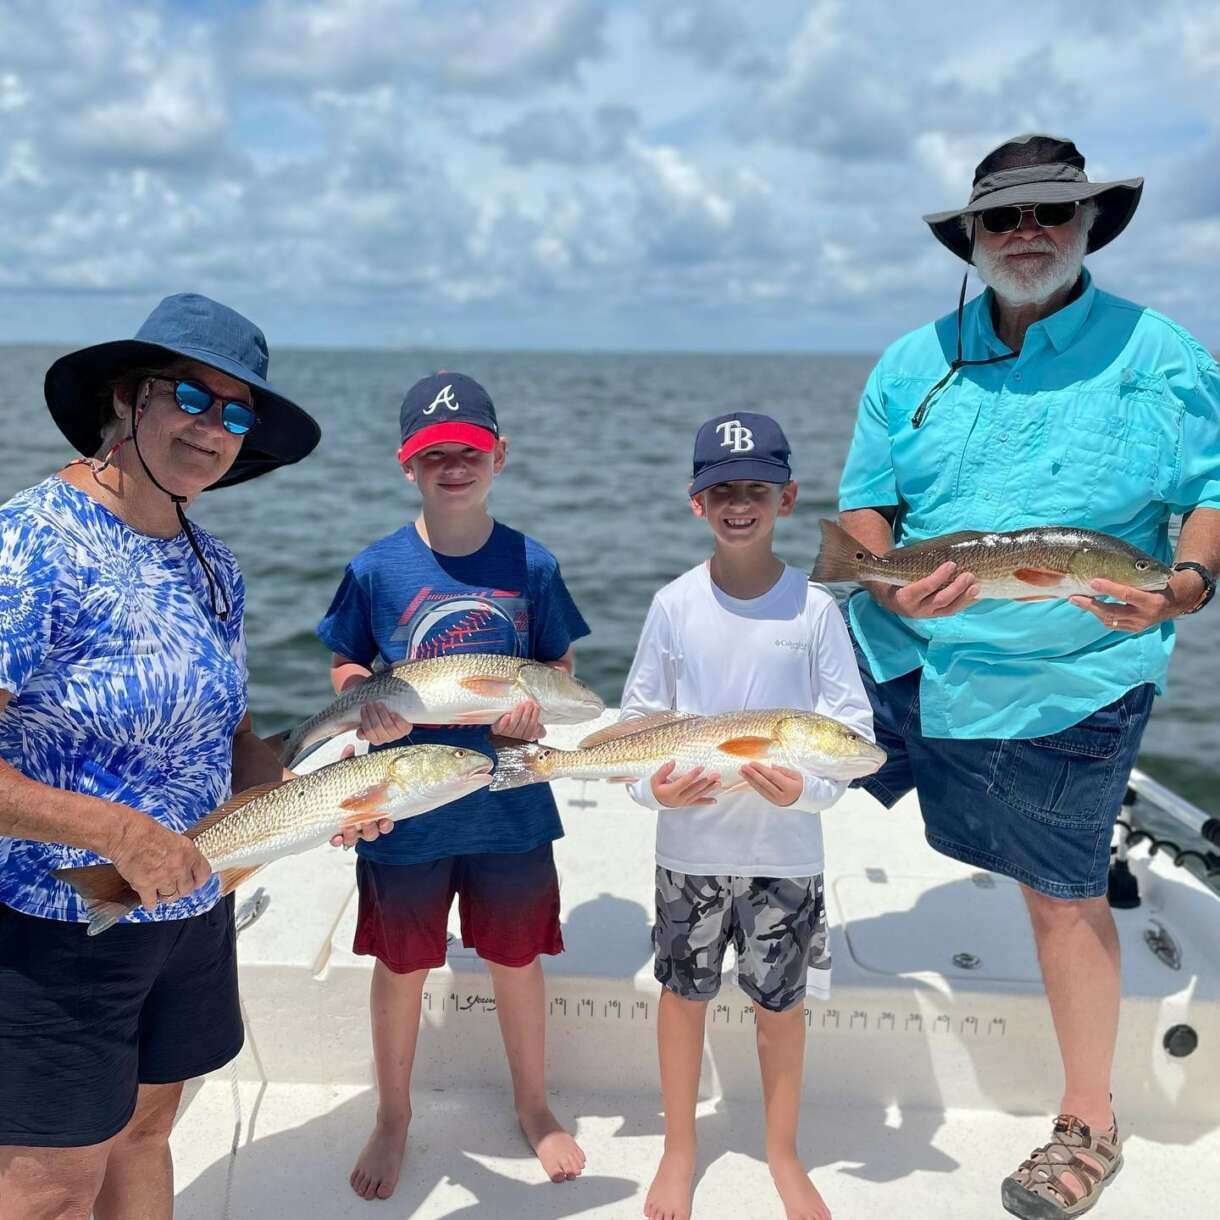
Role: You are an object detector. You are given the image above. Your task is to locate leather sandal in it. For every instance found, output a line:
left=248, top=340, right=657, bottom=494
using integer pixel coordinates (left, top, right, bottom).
left=1001, top=1113, right=1124, bottom=1218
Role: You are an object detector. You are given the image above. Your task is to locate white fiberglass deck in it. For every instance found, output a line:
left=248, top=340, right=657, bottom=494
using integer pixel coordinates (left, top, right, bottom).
left=171, top=716, right=1220, bottom=1218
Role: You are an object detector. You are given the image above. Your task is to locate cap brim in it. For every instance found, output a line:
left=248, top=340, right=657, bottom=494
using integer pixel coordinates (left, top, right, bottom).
left=397, top=422, right=498, bottom=464
left=690, top=458, right=791, bottom=496
left=43, top=338, right=320, bottom=490
left=923, top=178, right=1144, bottom=262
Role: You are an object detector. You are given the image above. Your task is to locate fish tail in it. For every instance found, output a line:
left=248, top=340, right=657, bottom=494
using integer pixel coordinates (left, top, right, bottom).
left=489, top=741, right=551, bottom=791
left=52, top=864, right=140, bottom=936
left=810, top=519, right=877, bottom=584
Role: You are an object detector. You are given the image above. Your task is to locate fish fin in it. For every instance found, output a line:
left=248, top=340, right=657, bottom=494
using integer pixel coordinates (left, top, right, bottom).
left=1014, top=594, right=1057, bottom=602
left=488, top=743, right=556, bottom=791
left=607, top=776, right=638, bottom=784
left=460, top=676, right=517, bottom=697
left=719, top=780, right=750, bottom=794
left=217, top=865, right=263, bottom=896
left=810, top=520, right=878, bottom=584
left=185, top=782, right=284, bottom=841
left=338, top=783, right=393, bottom=821
left=716, top=736, right=773, bottom=759
left=1014, top=567, right=1066, bottom=588
left=488, top=733, right=536, bottom=750
left=52, top=864, right=140, bottom=936
left=577, top=712, right=695, bottom=749
left=447, top=709, right=503, bottom=724
left=895, top=530, right=986, bottom=554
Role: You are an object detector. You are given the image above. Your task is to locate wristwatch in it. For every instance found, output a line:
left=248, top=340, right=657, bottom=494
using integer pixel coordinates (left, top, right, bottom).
left=1172, top=561, right=1216, bottom=613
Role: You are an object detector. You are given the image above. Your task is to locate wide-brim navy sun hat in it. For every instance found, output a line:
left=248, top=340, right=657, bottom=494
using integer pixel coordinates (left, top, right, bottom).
left=922, top=133, right=1144, bottom=264
left=44, top=293, right=320, bottom=489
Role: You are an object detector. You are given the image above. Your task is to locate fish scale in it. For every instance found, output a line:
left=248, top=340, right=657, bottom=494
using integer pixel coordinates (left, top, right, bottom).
left=54, top=744, right=493, bottom=934
left=281, top=653, right=604, bottom=767
left=810, top=519, right=1172, bottom=600
left=490, top=710, right=887, bottom=791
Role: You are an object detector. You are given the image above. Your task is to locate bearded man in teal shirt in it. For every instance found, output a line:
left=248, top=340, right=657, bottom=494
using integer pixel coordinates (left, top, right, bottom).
left=837, top=134, right=1220, bottom=1219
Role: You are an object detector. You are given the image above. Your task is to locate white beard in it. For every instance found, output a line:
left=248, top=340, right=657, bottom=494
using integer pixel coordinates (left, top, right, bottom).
left=972, top=221, right=1088, bottom=307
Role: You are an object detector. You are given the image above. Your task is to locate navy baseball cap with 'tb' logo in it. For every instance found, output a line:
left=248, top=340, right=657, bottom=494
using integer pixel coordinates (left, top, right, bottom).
left=397, top=372, right=500, bottom=464
left=690, top=412, right=792, bottom=495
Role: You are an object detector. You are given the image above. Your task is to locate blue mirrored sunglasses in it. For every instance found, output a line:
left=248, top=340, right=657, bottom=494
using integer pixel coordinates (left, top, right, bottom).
left=151, top=378, right=257, bottom=435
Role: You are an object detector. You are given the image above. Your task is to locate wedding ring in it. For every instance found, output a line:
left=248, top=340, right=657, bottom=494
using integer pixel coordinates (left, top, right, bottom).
left=1109, top=619, right=1119, bottom=628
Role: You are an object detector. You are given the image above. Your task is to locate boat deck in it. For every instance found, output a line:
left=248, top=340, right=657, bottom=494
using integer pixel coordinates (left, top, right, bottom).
left=171, top=717, right=1220, bottom=1218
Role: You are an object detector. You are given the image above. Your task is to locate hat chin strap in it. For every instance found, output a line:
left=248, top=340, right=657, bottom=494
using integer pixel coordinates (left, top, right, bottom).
left=911, top=222, right=1016, bottom=428
left=130, top=396, right=231, bottom=622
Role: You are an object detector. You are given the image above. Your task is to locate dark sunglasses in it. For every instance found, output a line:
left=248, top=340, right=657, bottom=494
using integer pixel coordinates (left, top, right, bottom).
left=149, top=377, right=257, bottom=435
left=977, top=200, right=1078, bottom=235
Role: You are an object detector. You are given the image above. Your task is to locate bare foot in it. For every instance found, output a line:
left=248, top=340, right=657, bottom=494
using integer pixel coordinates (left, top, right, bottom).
left=644, top=1146, right=695, bottom=1220
left=350, top=1113, right=410, bottom=1201
left=770, top=1151, right=830, bottom=1220
left=518, top=1105, right=586, bottom=1182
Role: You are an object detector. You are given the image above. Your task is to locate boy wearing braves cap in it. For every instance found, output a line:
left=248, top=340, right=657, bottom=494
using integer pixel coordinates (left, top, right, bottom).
left=316, top=372, right=590, bottom=1199
left=621, top=412, right=874, bottom=1220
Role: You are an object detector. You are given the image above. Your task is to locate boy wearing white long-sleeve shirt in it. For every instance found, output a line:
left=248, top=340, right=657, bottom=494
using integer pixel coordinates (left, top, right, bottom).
left=625, top=413, right=873, bottom=1220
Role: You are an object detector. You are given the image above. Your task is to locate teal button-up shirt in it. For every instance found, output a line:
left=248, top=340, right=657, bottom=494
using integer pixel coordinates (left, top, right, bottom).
left=839, top=270, right=1220, bottom=740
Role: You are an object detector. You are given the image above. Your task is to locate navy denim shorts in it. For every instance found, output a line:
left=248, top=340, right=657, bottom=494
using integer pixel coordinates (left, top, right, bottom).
left=0, top=896, right=243, bottom=1148
left=848, top=627, right=1155, bottom=899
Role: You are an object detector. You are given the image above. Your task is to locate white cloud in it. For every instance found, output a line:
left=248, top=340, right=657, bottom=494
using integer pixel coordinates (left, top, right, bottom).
left=0, top=0, right=1216, bottom=349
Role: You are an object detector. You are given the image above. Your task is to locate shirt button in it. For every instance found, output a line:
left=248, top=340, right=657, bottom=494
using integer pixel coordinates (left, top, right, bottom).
left=998, top=433, right=1009, bottom=442
left=1012, top=372, right=1022, bottom=381
left=982, top=491, right=992, bottom=500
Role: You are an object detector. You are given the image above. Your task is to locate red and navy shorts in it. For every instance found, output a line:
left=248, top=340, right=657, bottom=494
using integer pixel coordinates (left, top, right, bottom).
left=353, top=843, right=563, bottom=973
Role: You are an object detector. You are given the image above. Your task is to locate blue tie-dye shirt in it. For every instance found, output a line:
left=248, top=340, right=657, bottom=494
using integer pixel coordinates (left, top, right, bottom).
left=0, top=477, right=248, bottom=923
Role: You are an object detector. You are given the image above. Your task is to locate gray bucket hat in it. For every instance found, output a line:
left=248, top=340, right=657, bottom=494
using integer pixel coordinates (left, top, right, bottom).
left=923, top=133, right=1144, bottom=263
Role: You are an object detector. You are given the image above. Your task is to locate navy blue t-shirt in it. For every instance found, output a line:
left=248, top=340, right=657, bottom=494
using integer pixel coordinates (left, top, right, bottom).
left=317, top=521, right=590, bottom=864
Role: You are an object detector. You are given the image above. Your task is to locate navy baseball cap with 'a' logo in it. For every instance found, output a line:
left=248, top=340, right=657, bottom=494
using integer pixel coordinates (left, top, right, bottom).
left=690, top=412, right=792, bottom=495
left=397, top=372, right=500, bottom=464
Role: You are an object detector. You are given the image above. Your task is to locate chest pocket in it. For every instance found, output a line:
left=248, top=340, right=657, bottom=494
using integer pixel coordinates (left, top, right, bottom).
left=1022, top=371, right=1175, bottom=522
left=884, top=375, right=979, bottom=507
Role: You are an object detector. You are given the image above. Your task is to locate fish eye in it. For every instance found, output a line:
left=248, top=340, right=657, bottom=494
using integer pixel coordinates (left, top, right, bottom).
left=854, top=550, right=865, bottom=560
left=1135, top=560, right=1149, bottom=571
left=454, top=749, right=466, bottom=758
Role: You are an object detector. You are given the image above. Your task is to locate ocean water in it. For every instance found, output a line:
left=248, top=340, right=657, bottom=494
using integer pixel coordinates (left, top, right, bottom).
left=2, top=344, right=1216, bottom=828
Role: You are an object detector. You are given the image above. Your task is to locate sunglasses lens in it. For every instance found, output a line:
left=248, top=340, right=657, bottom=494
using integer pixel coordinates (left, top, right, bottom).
left=222, top=403, right=256, bottom=435
left=1034, top=201, right=1078, bottom=228
left=174, top=381, right=212, bottom=414
left=979, top=207, right=1021, bottom=234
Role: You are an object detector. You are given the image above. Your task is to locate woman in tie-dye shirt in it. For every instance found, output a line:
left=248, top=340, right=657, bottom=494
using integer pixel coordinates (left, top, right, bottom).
left=0, top=295, right=320, bottom=1218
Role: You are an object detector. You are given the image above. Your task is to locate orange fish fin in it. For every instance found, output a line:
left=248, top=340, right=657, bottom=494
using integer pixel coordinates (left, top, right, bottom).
left=719, top=780, right=750, bottom=795
left=717, top=736, right=773, bottom=759
left=578, top=713, right=695, bottom=749
left=607, top=776, right=637, bottom=784
left=1013, top=567, right=1066, bottom=588
left=217, top=864, right=264, bottom=896
left=459, top=676, right=517, bottom=697
left=810, top=519, right=878, bottom=584
left=447, top=710, right=502, bottom=724
left=339, top=783, right=393, bottom=823
left=1014, top=594, right=1056, bottom=602
left=186, top=782, right=284, bottom=841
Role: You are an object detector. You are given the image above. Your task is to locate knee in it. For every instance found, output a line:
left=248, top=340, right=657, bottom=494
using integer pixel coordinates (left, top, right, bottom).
left=112, top=1091, right=181, bottom=1153
left=1022, top=887, right=1108, bottom=931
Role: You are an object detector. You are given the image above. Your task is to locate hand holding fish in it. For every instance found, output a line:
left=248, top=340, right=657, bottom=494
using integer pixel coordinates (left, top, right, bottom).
left=492, top=700, right=546, bottom=742
left=356, top=701, right=414, bottom=746
left=873, top=561, right=982, bottom=619
left=1070, top=568, right=1207, bottom=632
left=738, top=762, right=804, bottom=807
left=650, top=762, right=722, bottom=808
left=107, top=810, right=212, bottom=912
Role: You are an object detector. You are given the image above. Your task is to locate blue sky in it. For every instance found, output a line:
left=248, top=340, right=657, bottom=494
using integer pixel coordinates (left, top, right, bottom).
left=1, top=0, right=1217, bottom=351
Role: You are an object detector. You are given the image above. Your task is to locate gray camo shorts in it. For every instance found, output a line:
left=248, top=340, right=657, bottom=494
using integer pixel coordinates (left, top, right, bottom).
left=653, top=869, right=831, bottom=1013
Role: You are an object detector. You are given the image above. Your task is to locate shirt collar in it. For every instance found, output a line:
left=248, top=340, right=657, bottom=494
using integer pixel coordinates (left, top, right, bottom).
left=968, top=267, right=1097, bottom=358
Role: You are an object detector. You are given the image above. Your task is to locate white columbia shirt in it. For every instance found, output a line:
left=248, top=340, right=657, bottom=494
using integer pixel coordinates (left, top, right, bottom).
left=620, top=563, right=874, bottom=878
